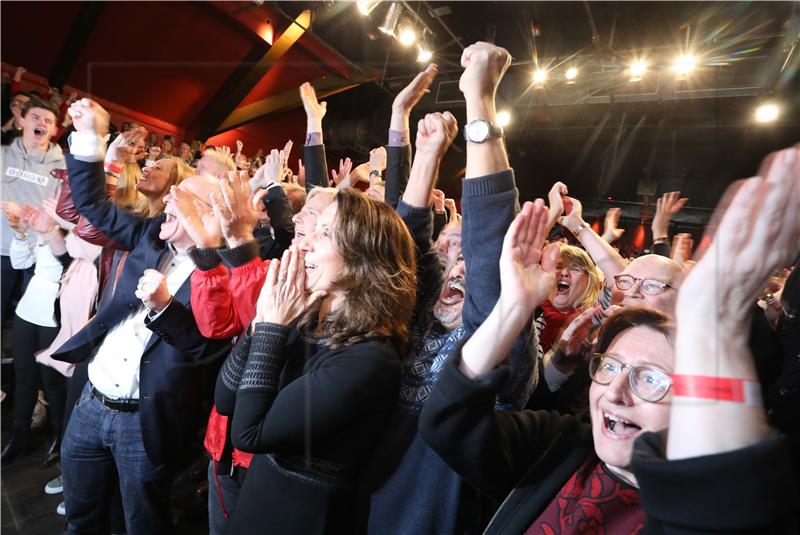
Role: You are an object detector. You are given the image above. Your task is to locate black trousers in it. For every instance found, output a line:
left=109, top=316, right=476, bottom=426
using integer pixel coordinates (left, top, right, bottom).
left=10, top=315, right=65, bottom=438
left=1, top=255, right=31, bottom=330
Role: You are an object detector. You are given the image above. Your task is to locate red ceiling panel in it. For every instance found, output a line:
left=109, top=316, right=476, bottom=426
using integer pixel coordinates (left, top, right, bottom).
left=0, top=2, right=82, bottom=76
left=66, top=2, right=255, bottom=127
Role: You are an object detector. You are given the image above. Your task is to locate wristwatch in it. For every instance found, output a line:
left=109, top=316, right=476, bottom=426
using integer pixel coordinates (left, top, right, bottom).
left=463, top=119, right=504, bottom=143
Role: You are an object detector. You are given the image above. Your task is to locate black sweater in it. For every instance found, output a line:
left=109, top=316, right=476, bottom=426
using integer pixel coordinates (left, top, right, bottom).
left=216, top=323, right=401, bottom=534
left=420, top=342, right=800, bottom=534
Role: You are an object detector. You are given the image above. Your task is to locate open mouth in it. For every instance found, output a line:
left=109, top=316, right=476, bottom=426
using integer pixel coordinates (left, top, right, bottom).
left=602, top=411, right=641, bottom=438
left=438, top=277, right=465, bottom=306
left=33, top=127, right=46, bottom=138
left=557, top=281, right=570, bottom=294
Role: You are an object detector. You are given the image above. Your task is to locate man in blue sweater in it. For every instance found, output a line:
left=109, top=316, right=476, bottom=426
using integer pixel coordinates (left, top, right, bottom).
left=360, top=42, right=538, bottom=534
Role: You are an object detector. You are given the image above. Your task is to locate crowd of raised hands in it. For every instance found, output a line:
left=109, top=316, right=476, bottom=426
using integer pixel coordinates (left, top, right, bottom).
left=2, top=38, right=798, bottom=534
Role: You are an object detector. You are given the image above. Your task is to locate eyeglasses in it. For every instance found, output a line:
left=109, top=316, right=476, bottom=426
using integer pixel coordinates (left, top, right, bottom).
left=588, top=354, right=671, bottom=402
left=613, top=274, right=672, bottom=296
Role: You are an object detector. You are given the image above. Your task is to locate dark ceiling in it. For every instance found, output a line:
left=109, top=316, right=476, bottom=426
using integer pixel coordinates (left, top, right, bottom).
left=280, top=1, right=800, bottom=219
left=2, top=1, right=797, bottom=223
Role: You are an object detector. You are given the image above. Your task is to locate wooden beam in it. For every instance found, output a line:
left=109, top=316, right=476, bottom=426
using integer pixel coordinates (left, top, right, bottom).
left=215, top=74, right=376, bottom=134
left=48, top=2, right=105, bottom=90
left=188, top=9, right=312, bottom=140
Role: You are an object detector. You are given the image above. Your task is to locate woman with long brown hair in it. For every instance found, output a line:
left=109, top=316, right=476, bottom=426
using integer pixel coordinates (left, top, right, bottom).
left=213, top=187, right=417, bottom=534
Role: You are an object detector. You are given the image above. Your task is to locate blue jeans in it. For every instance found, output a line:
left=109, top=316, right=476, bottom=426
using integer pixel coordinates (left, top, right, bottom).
left=61, top=384, right=173, bottom=535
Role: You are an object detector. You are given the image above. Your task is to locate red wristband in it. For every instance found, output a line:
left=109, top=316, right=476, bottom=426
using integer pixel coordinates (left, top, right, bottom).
left=106, top=162, right=123, bottom=174
left=671, top=374, right=762, bottom=406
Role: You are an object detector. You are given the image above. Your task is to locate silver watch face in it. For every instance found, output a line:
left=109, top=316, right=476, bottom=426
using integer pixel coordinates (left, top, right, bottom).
left=466, top=120, right=490, bottom=142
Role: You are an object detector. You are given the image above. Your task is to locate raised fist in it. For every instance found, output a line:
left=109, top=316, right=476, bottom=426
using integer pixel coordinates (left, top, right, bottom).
left=459, top=42, right=512, bottom=100
left=67, top=98, right=110, bottom=136
left=415, top=111, right=458, bottom=157
left=135, top=269, right=171, bottom=312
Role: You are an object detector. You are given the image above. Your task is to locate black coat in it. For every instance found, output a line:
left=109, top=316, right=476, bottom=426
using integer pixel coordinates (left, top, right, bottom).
left=54, top=156, right=231, bottom=466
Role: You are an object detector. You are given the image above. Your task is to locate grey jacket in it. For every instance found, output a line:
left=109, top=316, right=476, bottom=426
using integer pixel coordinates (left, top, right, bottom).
left=1, top=138, right=65, bottom=255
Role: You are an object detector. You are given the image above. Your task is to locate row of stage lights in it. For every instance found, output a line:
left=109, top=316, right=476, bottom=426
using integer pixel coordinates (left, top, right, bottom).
left=356, top=1, right=784, bottom=126
left=530, top=54, right=698, bottom=87
left=492, top=101, right=782, bottom=128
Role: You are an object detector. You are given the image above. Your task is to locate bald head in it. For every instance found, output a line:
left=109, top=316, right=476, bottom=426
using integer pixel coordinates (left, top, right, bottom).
left=617, top=254, right=684, bottom=315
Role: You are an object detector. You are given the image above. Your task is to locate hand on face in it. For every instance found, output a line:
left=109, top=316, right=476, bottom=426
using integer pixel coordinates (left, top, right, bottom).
left=255, top=247, right=327, bottom=326
left=67, top=98, right=110, bottom=136
left=135, top=269, right=171, bottom=312
left=415, top=111, right=458, bottom=157
left=170, top=185, right=222, bottom=248
left=498, top=199, right=558, bottom=315
left=393, top=63, right=439, bottom=114
left=459, top=42, right=512, bottom=100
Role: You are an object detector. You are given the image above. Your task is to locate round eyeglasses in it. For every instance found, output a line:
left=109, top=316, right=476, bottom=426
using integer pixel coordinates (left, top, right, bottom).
left=588, top=354, right=672, bottom=402
left=613, top=275, right=672, bottom=296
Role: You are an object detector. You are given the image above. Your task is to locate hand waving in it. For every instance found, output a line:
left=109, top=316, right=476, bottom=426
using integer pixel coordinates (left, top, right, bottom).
left=498, top=199, right=559, bottom=315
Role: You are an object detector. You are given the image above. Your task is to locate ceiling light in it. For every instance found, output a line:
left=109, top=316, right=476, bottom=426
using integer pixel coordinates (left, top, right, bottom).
left=397, top=18, right=416, bottom=46
left=532, top=69, right=547, bottom=85
left=628, top=60, right=647, bottom=81
left=378, top=2, right=402, bottom=36
left=672, top=54, right=697, bottom=75
left=357, top=0, right=379, bottom=16
left=754, top=103, right=779, bottom=124
left=496, top=110, right=511, bottom=127
left=565, top=67, right=578, bottom=81
left=417, top=32, right=433, bottom=62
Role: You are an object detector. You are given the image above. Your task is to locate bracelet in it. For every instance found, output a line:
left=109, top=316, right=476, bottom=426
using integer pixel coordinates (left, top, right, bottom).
left=653, top=236, right=669, bottom=244
left=671, top=374, right=762, bottom=406
left=571, top=221, right=588, bottom=237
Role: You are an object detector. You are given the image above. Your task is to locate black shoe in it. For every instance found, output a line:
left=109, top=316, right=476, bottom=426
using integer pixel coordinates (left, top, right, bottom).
left=1, top=435, right=36, bottom=465
left=39, top=435, right=61, bottom=469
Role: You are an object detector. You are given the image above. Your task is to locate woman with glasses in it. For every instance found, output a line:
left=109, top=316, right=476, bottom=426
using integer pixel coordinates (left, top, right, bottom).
left=420, top=153, right=799, bottom=533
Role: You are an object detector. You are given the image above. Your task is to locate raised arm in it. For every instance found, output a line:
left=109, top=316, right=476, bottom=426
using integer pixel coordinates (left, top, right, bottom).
left=559, top=195, right=626, bottom=283
left=385, top=64, right=439, bottom=207
left=299, top=82, right=329, bottom=190
left=651, top=191, right=687, bottom=256
left=630, top=147, right=800, bottom=534
left=66, top=99, right=151, bottom=251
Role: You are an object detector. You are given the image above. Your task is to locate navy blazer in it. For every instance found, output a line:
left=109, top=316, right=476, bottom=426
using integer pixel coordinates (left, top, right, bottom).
left=54, top=155, right=231, bottom=465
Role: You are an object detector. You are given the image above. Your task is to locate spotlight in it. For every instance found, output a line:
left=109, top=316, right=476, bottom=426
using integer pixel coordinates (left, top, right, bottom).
left=417, top=46, right=433, bottom=63
left=754, top=103, right=780, bottom=124
left=357, top=0, right=379, bottom=16
left=628, top=60, right=647, bottom=81
left=496, top=109, right=512, bottom=127
left=565, top=67, right=578, bottom=82
left=417, top=32, right=432, bottom=62
left=532, top=69, right=547, bottom=85
left=672, top=54, right=697, bottom=75
left=378, top=2, right=402, bottom=35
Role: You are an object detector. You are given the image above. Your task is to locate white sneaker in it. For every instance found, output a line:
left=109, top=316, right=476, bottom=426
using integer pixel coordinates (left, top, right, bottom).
left=45, top=475, right=63, bottom=495
left=56, top=501, right=65, bottom=516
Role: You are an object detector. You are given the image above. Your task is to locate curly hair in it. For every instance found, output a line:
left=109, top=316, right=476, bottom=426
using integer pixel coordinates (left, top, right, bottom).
left=310, top=188, right=417, bottom=348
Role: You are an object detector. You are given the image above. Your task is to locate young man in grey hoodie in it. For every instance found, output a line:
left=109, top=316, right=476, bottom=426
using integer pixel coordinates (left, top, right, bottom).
left=1, top=96, right=66, bottom=333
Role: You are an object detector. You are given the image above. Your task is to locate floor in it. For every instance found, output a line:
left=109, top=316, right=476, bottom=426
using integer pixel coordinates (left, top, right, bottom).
left=1, top=387, right=211, bottom=535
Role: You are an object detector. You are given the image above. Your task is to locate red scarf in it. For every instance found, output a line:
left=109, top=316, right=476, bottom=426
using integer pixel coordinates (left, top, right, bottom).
left=538, top=300, right=579, bottom=354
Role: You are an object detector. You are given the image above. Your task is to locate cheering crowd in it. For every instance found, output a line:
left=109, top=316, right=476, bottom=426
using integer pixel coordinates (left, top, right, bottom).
left=1, top=41, right=798, bottom=534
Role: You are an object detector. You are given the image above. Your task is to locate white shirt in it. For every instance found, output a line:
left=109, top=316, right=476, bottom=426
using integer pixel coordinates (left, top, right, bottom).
left=88, top=251, right=195, bottom=400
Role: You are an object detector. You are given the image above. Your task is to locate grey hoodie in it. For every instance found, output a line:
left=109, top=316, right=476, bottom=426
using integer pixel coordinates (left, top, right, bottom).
left=1, top=137, right=66, bottom=255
